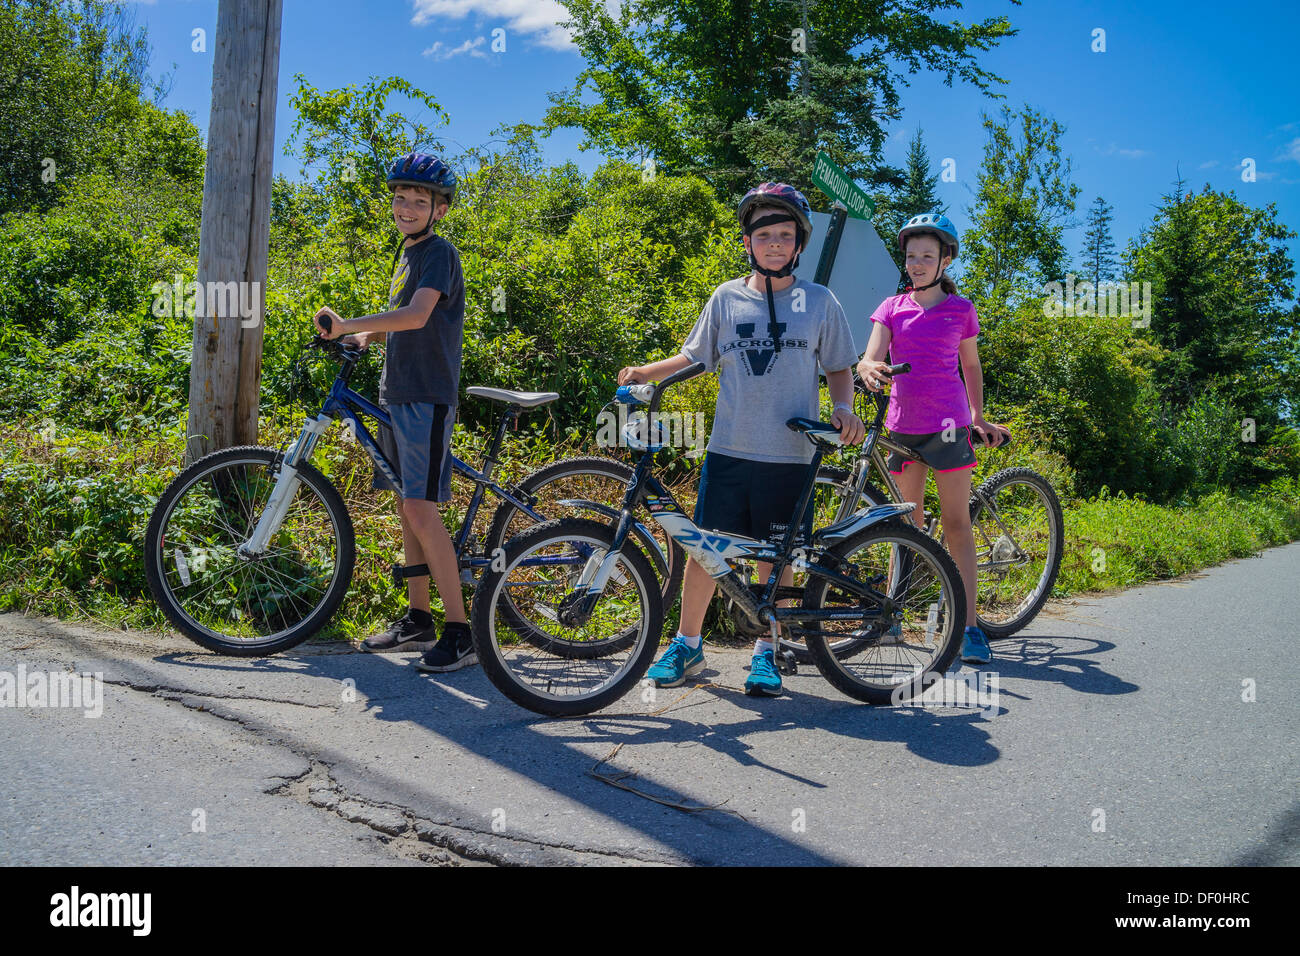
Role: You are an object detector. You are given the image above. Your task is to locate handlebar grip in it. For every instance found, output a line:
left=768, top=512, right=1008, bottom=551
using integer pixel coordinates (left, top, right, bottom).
left=318, top=313, right=332, bottom=335
left=650, top=362, right=707, bottom=414
left=888, top=362, right=910, bottom=376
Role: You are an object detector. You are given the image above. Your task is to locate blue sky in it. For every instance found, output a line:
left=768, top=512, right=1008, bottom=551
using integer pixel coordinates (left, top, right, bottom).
left=125, top=0, right=1300, bottom=273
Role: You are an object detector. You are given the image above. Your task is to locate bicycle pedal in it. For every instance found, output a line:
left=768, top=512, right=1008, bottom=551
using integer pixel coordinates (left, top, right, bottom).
left=777, top=650, right=798, bottom=676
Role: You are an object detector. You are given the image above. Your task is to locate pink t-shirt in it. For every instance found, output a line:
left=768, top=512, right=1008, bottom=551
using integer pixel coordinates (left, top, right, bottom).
left=869, top=293, right=980, bottom=433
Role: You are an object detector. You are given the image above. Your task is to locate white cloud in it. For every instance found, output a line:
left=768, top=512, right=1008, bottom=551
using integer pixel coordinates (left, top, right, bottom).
left=410, top=0, right=576, bottom=51
left=1097, top=143, right=1149, bottom=159
left=1282, top=137, right=1300, bottom=163
left=423, top=36, right=488, bottom=60
left=1198, top=160, right=1218, bottom=169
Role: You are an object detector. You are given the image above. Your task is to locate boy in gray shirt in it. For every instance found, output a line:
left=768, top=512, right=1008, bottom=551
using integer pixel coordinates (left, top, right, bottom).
left=618, top=182, right=863, bottom=697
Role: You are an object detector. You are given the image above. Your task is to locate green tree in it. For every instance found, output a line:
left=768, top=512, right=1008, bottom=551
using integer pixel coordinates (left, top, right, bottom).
left=1081, top=195, right=1117, bottom=289
left=1124, top=181, right=1299, bottom=475
left=0, top=0, right=153, bottom=217
left=545, top=0, right=1016, bottom=201
left=961, top=105, right=1080, bottom=321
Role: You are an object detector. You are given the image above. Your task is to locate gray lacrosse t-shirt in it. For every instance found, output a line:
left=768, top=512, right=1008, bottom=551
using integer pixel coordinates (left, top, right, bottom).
left=681, top=277, right=859, bottom=464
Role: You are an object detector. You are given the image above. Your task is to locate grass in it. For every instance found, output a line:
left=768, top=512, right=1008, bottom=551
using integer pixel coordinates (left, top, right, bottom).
left=1, top=412, right=1298, bottom=647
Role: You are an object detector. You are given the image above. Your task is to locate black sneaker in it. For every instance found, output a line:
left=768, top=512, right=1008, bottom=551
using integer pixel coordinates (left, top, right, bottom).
left=414, top=622, right=477, bottom=672
left=360, top=612, right=437, bottom=654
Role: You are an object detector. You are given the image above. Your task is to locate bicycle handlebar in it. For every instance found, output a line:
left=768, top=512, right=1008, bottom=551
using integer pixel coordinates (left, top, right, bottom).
left=649, top=362, right=707, bottom=416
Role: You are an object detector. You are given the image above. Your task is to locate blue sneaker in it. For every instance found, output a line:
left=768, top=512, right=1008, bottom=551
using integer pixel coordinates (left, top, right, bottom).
left=744, top=649, right=783, bottom=697
left=961, top=625, right=992, bottom=665
left=646, top=637, right=705, bottom=687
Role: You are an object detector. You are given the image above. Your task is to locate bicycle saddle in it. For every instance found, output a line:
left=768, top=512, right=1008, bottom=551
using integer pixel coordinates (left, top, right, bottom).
left=786, top=417, right=846, bottom=446
left=466, top=387, right=560, bottom=408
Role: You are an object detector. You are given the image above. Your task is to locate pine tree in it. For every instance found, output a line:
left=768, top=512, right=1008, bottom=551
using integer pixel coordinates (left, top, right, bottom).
left=1082, top=195, right=1117, bottom=289
left=880, top=127, right=944, bottom=274
left=896, top=127, right=943, bottom=222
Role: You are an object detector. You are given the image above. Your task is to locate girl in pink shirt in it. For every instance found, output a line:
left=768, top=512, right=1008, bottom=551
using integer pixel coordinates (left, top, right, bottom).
left=857, top=213, right=1007, bottom=665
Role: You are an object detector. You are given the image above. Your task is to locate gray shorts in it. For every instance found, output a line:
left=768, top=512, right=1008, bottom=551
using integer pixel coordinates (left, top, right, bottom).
left=371, top=402, right=456, bottom=502
left=886, top=426, right=978, bottom=475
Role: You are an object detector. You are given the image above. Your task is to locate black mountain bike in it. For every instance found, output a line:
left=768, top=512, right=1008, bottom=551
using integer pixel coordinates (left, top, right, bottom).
left=470, top=363, right=968, bottom=716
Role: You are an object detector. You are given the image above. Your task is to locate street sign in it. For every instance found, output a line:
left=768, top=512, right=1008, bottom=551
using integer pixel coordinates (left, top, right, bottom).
left=811, top=151, right=874, bottom=220
left=795, top=210, right=899, bottom=353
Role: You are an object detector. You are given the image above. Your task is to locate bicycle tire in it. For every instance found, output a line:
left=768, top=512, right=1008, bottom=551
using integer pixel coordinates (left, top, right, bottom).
left=471, top=518, right=664, bottom=717
left=800, top=519, right=966, bottom=704
left=965, top=467, right=1064, bottom=638
left=773, top=466, right=894, bottom=664
left=144, top=446, right=355, bottom=656
left=485, top=455, right=685, bottom=606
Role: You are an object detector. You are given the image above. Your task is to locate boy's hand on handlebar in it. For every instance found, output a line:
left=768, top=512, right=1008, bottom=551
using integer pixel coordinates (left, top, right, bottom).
left=617, top=366, right=650, bottom=386
left=312, top=306, right=345, bottom=340
left=340, top=334, right=369, bottom=350
left=832, top=407, right=866, bottom=446
left=857, top=359, right=894, bottom=392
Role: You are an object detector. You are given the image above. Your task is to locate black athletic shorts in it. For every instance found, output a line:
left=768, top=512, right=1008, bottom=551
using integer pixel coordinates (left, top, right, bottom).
left=693, top=451, right=814, bottom=544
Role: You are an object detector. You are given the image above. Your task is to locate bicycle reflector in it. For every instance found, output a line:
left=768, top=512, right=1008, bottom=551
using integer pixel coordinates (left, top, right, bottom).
left=622, top=412, right=669, bottom=452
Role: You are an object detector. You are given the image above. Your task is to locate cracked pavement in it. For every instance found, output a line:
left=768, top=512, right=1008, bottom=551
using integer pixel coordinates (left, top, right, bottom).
left=2, top=541, right=1299, bottom=865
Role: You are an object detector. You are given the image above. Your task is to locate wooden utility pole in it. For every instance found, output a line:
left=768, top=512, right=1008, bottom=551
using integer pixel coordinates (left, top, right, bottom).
left=185, top=0, right=283, bottom=463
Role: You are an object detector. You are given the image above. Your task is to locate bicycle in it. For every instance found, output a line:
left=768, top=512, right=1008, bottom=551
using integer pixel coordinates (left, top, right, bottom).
left=809, top=371, right=1064, bottom=643
left=143, top=327, right=680, bottom=656
left=470, top=362, right=968, bottom=716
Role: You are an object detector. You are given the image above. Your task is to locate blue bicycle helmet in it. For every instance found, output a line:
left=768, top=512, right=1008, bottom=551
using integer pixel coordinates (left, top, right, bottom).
left=898, top=212, right=958, bottom=292
left=898, top=212, right=958, bottom=257
left=386, top=152, right=457, bottom=199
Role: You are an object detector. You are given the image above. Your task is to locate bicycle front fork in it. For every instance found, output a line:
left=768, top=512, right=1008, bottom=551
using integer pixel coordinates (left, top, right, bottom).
left=238, top=415, right=330, bottom=558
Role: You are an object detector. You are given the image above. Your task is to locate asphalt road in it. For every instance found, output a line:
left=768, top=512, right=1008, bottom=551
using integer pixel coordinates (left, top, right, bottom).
left=2, top=541, right=1297, bottom=866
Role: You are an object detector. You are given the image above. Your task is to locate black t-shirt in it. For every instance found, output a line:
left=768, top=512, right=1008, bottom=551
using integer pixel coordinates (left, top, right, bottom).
left=377, top=233, right=465, bottom=405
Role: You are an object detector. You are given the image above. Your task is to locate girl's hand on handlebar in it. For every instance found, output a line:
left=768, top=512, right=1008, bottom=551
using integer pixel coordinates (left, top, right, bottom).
left=832, top=407, right=866, bottom=446
left=971, top=416, right=1009, bottom=447
left=857, top=359, right=894, bottom=392
left=313, top=307, right=345, bottom=340
left=618, top=366, right=650, bottom=386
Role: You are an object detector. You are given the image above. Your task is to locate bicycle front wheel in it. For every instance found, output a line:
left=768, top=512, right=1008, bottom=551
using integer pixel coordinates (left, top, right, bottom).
left=471, top=518, right=664, bottom=717
left=800, top=520, right=966, bottom=704
left=966, top=467, right=1063, bottom=638
left=144, top=446, right=355, bottom=656
left=775, top=465, right=893, bottom=664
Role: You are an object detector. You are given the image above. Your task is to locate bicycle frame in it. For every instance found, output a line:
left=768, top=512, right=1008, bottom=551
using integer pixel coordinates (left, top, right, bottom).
left=829, top=387, right=1032, bottom=574
left=568, top=400, right=915, bottom=639
left=241, top=347, right=559, bottom=571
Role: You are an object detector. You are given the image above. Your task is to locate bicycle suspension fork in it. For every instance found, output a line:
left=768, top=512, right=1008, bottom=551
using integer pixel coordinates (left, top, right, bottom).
left=238, top=414, right=330, bottom=557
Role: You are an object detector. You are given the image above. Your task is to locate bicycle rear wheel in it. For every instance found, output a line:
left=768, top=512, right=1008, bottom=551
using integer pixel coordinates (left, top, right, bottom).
left=800, top=520, right=966, bottom=704
left=144, top=446, right=355, bottom=656
left=965, top=467, right=1063, bottom=638
left=486, top=455, right=684, bottom=606
left=471, top=518, right=664, bottom=717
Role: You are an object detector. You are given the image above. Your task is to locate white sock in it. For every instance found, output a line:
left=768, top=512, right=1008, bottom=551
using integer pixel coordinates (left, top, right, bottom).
left=677, top=633, right=702, bottom=649
left=753, top=639, right=774, bottom=657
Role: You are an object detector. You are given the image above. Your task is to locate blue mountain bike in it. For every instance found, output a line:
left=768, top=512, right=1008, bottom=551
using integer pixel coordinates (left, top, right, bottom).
left=144, top=330, right=679, bottom=656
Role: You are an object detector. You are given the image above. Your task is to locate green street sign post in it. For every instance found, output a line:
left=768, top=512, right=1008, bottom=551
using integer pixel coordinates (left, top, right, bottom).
left=811, top=151, right=874, bottom=220
left=810, top=152, right=875, bottom=286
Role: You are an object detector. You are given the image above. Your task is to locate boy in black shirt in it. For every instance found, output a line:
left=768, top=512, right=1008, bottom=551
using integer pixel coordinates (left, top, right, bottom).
left=313, top=152, right=474, bottom=671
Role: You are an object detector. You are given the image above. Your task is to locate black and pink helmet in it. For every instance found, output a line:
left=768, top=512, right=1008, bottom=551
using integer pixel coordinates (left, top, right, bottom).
left=737, top=182, right=814, bottom=248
